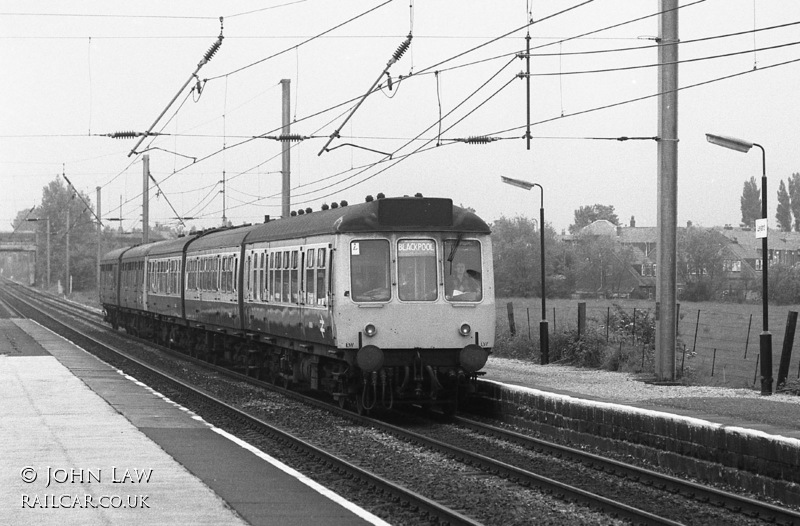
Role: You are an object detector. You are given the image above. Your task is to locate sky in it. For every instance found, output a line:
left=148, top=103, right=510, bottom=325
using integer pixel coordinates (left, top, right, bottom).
left=2, top=0, right=799, bottom=236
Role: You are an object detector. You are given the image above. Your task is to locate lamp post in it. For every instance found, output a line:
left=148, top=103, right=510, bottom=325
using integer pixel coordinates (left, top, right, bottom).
left=705, top=133, right=771, bottom=395
left=25, top=217, right=50, bottom=290
left=501, top=176, right=549, bottom=364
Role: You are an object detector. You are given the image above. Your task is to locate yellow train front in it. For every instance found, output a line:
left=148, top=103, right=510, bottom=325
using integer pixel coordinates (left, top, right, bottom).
left=327, top=196, right=494, bottom=413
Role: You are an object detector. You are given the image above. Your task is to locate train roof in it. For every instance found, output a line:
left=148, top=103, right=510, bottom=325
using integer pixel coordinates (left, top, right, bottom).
left=186, top=224, right=258, bottom=252
left=99, top=246, right=131, bottom=264
left=244, top=196, right=490, bottom=245
left=104, top=196, right=490, bottom=261
left=147, top=234, right=200, bottom=257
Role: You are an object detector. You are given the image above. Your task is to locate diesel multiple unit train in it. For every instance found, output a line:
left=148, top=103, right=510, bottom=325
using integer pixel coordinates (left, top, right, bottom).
left=99, top=194, right=495, bottom=413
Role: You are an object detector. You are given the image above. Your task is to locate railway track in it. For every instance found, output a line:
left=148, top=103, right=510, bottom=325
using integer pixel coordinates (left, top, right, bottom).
left=1, top=282, right=479, bottom=526
left=6, top=281, right=800, bottom=525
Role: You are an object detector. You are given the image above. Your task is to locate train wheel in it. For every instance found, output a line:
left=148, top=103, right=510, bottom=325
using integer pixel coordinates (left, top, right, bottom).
left=441, top=398, right=458, bottom=418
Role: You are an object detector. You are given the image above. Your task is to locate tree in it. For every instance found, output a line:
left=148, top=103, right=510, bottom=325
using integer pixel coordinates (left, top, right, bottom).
left=740, top=176, right=761, bottom=228
left=491, top=215, right=558, bottom=297
left=677, top=226, right=726, bottom=301
left=14, top=178, right=97, bottom=291
left=788, top=173, right=800, bottom=232
left=569, top=204, right=619, bottom=234
left=776, top=179, right=792, bottom=232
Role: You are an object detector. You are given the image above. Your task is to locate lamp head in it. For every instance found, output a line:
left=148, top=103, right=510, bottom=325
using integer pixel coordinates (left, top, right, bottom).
left=500, top=176, right=534, bottom=190
left=705, top=133, right=753, bottom=153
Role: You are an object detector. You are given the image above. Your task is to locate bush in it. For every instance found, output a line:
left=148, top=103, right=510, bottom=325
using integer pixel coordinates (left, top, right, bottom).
left=491, top=333, right=536, bottom=360
left=549, top=327, right=607, bottom=368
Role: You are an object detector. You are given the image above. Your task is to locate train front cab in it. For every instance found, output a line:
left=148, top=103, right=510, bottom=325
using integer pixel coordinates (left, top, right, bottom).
left=334, top=231, right=495, bottom=412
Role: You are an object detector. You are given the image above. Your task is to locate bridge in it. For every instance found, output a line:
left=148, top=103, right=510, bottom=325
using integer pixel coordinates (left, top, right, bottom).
left=0, top=231, right=37, bottom=285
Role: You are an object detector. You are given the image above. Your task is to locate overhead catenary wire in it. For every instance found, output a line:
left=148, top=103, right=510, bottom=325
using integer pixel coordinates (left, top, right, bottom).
left=127, top=17, right=224, bottom=157
left=95, top=0, right=792, bottom=225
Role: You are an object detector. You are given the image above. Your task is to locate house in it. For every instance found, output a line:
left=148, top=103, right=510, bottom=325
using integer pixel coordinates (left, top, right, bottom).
left=559, top=217, right=800, bottom=300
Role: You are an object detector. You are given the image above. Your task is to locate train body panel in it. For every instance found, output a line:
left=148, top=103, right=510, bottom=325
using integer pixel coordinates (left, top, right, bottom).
left=146, top=235, right=198, bottom=319
left=333, top=232, right=494, bottom=362
left=99, top=246, right=129, bottom=308
left=241, top=236, right=336, bottom=348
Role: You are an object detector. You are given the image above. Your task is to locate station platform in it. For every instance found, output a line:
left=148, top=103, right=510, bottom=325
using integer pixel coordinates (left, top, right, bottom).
left=479, top=358, right=800, bottom=503
left=0, top=319, right=388, bottom=526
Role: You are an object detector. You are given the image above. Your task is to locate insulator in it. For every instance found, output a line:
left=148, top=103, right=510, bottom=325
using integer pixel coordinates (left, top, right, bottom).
left=377, top=193, right=385, bottom=199
left=321, top=204, right=329, bottom=211
left=385, top=72, right=393, bottom=91
left=298, top=209, right=305, bottom=215
left=365, top=195, right=374, bottom=202
left=415, top=193, right=423, bottom=198
left=305, top=207, right=312, bottom=214
left=330, top=202, right=339, bottom=209
left=203, top=38, right=223, bottom=63
left=111, top=131, right=138, bottom=139
left=464, top=136, right=494, bottom=144
left=290, top=211, right=297, bottom=217
left=277, top=134, right=303, bottom=142
left=340, top=200, right=348, bottom=207
left=392, top=35, right=412, bottom=62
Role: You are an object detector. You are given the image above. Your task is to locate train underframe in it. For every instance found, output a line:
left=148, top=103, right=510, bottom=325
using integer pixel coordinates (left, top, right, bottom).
left=106, top=306, right=482, bottom=415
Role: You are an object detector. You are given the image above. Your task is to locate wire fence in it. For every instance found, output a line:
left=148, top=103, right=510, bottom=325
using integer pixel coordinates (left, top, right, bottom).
left=499, top=299, right=800, bottom=389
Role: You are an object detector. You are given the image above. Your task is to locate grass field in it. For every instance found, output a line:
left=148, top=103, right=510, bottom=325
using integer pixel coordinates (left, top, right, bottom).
left=497, top=297, right=800, bottom=390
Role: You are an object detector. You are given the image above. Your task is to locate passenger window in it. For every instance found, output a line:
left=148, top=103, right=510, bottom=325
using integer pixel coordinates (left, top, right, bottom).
left=350, top=240, right=391, bottom=302
left=397, top=239, right=437, bottom=301
left=444, top=239, right=483, bottom=302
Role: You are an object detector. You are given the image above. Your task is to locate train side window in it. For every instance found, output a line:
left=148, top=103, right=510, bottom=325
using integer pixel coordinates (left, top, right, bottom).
left=290, top=250, right=299, bottom=303
left=260, top=252, right=266, bottom=300
left=316, top=248, right=327, bottom=306
left=397, top=239, right=438, bottom=301
left=305, top=249, right=315, bottom=305
left=443, top=239, right=483, bottom=302
left=350, top=240, right=391, bottom=302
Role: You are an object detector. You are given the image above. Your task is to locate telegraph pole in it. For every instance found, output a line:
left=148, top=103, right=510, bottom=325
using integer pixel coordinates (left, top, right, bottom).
left=656, top=0, right=679, bottom=381
left=65, top=206, right=70, bottom=294
left=281, top=79, right=291, bottom=219
left=142, top=154, right=150, bottom=244
left=96, top=186, right=101, bottom=290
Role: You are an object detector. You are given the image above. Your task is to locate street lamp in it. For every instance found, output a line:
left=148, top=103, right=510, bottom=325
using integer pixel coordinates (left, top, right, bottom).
left=25, top=217, right=50, bottom=290
left=501, top=176, right=549, bottom=364
left=705, top=133, right=771, bottom=395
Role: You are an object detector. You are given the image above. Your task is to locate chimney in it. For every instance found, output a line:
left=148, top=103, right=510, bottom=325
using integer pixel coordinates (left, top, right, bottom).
left=630, top=215, right=636, bottom=228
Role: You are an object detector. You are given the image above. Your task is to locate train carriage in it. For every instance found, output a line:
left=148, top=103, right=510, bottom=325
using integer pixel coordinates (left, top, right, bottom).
left=100, top=194, right=495, bottom=413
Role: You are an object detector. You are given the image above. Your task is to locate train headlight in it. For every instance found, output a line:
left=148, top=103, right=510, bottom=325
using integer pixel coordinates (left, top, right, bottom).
left=364, top=323, right=377, bottom=337
left=459, top=323, right=472, bottom=337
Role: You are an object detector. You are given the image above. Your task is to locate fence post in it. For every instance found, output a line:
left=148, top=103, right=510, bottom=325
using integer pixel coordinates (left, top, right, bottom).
left=753, top=353, right=760, bottom=386
left=507, top=302, right=516, bottom=336
left=681, top=344, right=686, bottom=376
left=577, top=302, right=586, bottom=339
left=711, top=349, right=716, bottom=377
left=744, top=313, right=752, bottom=359
left=692, top=309, right=701, bottom=355
left=526, top=308, right=531, bottom=340
left=777, top=311, right=798, bottom=390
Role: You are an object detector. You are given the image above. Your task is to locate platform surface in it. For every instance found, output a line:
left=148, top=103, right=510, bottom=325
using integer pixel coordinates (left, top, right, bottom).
left=0, top=319, right=387, bottom=526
